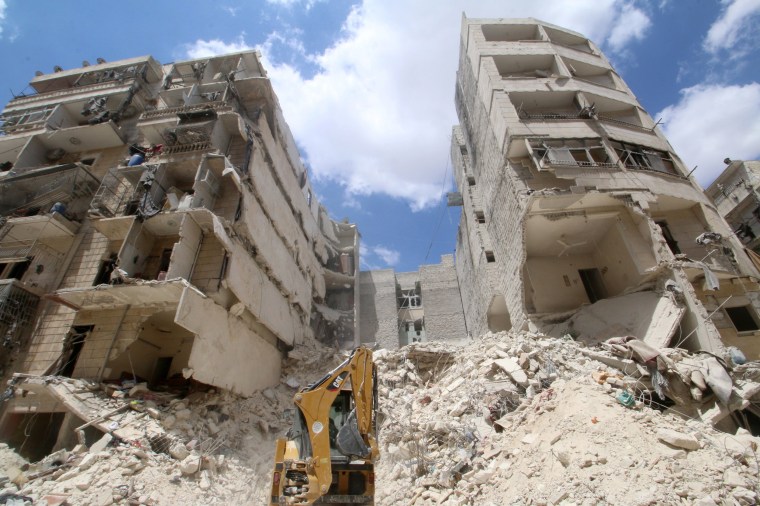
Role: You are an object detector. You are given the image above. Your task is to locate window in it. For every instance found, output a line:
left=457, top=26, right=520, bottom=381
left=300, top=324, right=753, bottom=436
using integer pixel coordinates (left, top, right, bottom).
left=467, top=176, right=476, bottom=186
left=398, top=289, right=421, bottom=308
left=529, top=139, right=613, bottom=170
left=485, top=251, right=496, bottom=263
left=611, top=141, right=679, bottom=176
left=1, top=258, right=32, bottom=281
left=725, top=306, right=760, bottom=332
left=475, top=211, right=486, bottom=224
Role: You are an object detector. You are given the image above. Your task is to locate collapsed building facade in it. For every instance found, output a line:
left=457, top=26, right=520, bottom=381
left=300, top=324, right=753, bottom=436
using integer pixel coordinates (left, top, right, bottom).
left=0, top=52, right=359, bottom=456
left=450, top=16, right=760, bottom=358
left=361, top=17, right=760, bottom=361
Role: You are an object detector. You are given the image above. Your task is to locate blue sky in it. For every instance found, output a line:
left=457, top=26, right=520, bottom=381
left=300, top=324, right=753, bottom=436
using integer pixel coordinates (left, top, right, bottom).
left=1, top=0, right=759, bottom=272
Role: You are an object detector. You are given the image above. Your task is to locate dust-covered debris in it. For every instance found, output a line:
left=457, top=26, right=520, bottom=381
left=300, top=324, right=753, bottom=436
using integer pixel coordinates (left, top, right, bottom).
left=373, top=330, right=760, bottom=505
left=1, top=331, right=759, bottom=505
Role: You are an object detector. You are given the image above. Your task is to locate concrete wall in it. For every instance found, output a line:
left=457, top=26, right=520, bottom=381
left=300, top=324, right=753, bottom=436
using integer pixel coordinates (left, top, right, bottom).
left=419, top=255, right=467, bottom=341
left=358, top=270, right=398, bottom=349
left=22, top=227, right=109, bottom=374
left=176, top=287, right=280, bottom=395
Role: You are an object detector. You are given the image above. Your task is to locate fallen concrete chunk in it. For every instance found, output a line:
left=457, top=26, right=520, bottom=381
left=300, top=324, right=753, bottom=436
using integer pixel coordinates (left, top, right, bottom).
left=493, top=358, right=529, bottom=387
left=89, top=433, right=113, bottom=454
left=170, top=442, right=190, bottom=461
left=657, top=429, right=700, bottom=451
left=703, top=356, right=732, bottom=404
left=77, top=453, right=98, bottom=471
left=180, top=455, right=202, bottom=475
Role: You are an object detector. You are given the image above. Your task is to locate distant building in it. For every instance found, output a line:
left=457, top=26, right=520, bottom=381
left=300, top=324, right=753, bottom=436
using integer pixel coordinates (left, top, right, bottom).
left=359, top=255, right=467, bottom=349
left=0, top=52, right=358, bottom=456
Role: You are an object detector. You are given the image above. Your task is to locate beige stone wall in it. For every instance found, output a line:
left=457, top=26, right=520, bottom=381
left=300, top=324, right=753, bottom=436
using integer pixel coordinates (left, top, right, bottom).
left=358, top=270, right=398, bottom=349
left=420, top=255, right=467, bottom=341
left=21, top=227, right=110, bottom=375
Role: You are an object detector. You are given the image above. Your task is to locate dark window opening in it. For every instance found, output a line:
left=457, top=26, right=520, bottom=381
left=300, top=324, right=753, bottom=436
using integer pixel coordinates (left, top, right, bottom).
left=467, top=176, right=476, bottom=186
left=578, top=268, right=607, bottom=303
left=157, top=248, right=172, bottom=280
left=656, top=221, right=681, bottom=254
left=80, top=158, right=96, bottom=166
left=475, top=211, right=486, bottom=224
left=726, top=306, right=760, bottom=332
left=3, top=258, right=32, bottom=281
left=485, top=251, right=496, bottom=263
left=94, top=254, right=117, bottom=286
left=152, top=356, right=173, bottom=385
left=59, top=325, right=92, bottom=377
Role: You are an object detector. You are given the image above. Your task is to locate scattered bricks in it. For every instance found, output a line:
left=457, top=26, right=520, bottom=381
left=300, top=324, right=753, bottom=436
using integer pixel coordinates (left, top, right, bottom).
left=493, top=358, right=529, bottom=387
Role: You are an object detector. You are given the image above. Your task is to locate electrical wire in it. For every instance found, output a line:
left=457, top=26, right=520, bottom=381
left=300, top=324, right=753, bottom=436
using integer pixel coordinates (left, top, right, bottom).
left=424, top=154, right=454, bottom=263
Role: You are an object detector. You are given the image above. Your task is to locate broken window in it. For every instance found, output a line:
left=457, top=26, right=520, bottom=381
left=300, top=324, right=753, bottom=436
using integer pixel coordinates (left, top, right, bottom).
left=485, top=251, right=496, bottom=263
left=1, top=258, right=32, bottom=281
left=529, top=139, right=613, bottom=170
left=467, top=176, right=476, bottom=186
left=725, top=306, right=760, bottom=332
left=475, top=211, right=486, bottom=224
left=611, top=141, right=679, bottom=176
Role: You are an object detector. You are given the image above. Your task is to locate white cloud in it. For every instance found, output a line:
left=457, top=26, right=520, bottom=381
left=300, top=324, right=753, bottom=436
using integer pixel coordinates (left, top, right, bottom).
left=222, top=6, right=238, bottom=16
left=0, top=0, right=7, bottom=36
left=606, top=3, right=652, bottom=52
left=656, top=83, right=760, bottom=187
left=258, top=0, right=652, bottom=211
left=359, top=243, right=401, bottom=269
left=373, top=246, right=400, bottom=266
left=266, top=0, right=324, bottom=10
left=184, top=35, right=252, bottom=59
left=704, top=0, right=760, bottom=54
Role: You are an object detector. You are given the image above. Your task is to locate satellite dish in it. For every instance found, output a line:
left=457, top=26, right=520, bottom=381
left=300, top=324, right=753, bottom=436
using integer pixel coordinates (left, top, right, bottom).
left=82, top=60, right=91, bottom=67
left=53, top=65, right=63, bottom=72
left=96, top=57, right=106, bottom=64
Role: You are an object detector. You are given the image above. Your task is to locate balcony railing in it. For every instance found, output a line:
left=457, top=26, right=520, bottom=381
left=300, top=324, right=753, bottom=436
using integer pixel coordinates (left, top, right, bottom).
left=0, top=279, right=40, bottom=360
left=139, top=101, right=232, bottom=121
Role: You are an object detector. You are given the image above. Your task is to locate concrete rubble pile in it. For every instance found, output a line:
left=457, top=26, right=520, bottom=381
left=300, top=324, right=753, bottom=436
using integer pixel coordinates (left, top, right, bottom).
left=1, top=330, right=759, bottom=505
left=0, top=339, right=343, bottom=505
left=374, top=331, right=760, bottom=505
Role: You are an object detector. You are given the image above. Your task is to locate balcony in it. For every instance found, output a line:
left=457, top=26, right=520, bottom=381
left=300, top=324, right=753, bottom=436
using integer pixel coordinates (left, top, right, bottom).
left=0, top=162, right=100, bottom=221
left=139, top=100, right=232, bottom=121
left=51, top=278, right=192, bottom=311
left=11, top=57, right=161, bottom=102
left=0, top=279, right=40, bottom=369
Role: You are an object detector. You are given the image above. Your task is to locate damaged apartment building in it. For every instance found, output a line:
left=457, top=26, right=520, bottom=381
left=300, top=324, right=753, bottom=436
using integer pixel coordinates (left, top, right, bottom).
left=360, top=17, right=760, bottom=361
left=0, top=51, right=359, bottom=457
left=449, top=16, right=760, bottom=360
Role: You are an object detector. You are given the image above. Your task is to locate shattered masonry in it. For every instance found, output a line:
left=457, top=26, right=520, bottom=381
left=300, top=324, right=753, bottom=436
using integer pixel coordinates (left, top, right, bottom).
left=0, top=51, right=360, bottom=456
left=360, top=17, right=760, bottom=368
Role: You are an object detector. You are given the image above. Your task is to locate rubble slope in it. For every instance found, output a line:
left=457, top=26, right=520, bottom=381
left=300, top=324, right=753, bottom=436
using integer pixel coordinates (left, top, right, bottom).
left=0, top=331, right=758, bottom=506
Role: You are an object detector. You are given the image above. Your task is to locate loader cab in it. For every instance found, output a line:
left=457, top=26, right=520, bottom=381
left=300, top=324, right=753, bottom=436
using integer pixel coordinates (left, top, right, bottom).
left=328, top=387, right=353, bottom=460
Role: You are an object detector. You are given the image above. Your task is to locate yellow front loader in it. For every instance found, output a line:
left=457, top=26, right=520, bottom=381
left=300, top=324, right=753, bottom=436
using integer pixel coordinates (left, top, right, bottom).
left=270, top=347, right=378, bottom=505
